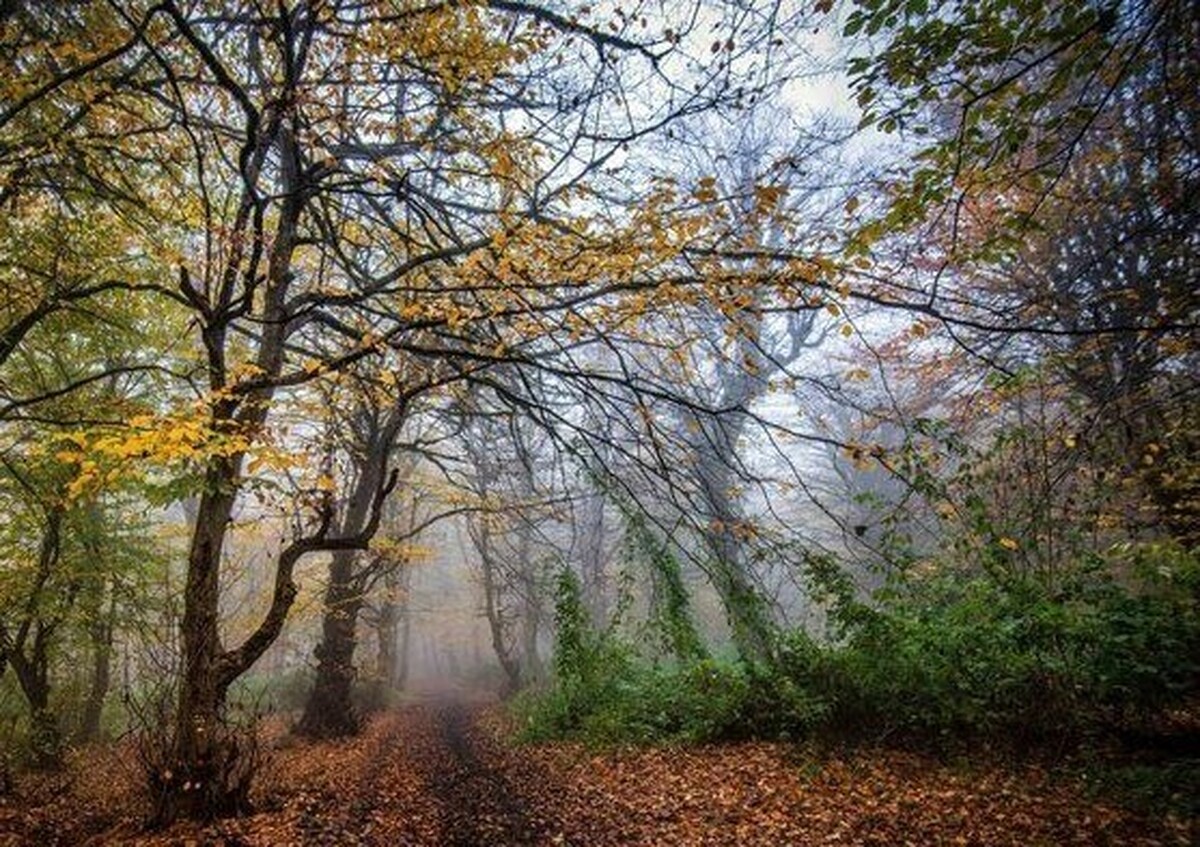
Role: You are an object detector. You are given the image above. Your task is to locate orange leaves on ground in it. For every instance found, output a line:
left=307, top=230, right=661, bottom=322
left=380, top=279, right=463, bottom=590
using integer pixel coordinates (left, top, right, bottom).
left=1, top=705, right=1190, bottom=845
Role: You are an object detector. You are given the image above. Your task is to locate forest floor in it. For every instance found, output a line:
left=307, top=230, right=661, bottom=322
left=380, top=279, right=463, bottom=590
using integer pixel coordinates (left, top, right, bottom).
left=0, top=694, right=1194, bottom=846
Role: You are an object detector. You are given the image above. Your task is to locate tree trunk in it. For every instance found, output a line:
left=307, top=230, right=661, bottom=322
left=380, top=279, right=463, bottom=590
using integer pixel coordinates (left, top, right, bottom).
left=28, top=699, right=59, bottom=771
left=396, top=600, right=412, bottom=689
left=78, top=588, right=117, bottom=743
left=519, top=602, right=541, bottom=685
left=479, top=524, right=523, bottom=693
left=7, top=510, right=66, bottom=770
left=297, top=551, right=363, bottom=738
left=485, top=581, right=523, bottom=694
left=697, top=430, right=775, bottom=664
left=375, top=560, right=413, bottom=689
left=375, top=583, right=398, bottom=687
left=578, top=489, right=608, bottom=628
left=517, top=524, right=543, bottom=684
left=156, top=479, right=245, bottom=824
left=296, top=409, right=400, bottom=736
left=11, top=650, right=59, bottom=770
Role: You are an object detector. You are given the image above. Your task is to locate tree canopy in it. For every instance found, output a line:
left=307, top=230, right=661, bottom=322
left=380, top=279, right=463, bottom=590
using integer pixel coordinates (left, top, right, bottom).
left=1, top=0, right=1196, bottom=831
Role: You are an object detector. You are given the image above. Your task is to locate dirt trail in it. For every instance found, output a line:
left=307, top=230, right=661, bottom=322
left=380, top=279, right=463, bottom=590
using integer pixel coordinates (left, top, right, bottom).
left=1, top=698, right=1192, bottom=846
left=268, top=697, right=556, bottom=846
left=276, top=698, right=552, bottom=846
left=417, top=701, right=543, bottom=846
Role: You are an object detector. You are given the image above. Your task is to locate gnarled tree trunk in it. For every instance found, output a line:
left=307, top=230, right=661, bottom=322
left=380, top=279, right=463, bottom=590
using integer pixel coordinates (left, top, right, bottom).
left=297, top=406, right=405, bottom=739
left=297, top=551, right=363, bottom=738
left=159, top=478, right=246, bottom=823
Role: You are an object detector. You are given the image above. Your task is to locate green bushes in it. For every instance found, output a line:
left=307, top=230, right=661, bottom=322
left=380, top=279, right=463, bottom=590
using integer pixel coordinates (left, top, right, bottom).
left=520, top=546, right=1199, bottom=748
left=818, top=583, right=1085, bottom=740
left=517, top=570, right=827, bottom=745
left=520, top=570, right=749, bottom=743
left=517, top=652, right=829, bottom=745
left=815, top=550, right=1200, bottom=742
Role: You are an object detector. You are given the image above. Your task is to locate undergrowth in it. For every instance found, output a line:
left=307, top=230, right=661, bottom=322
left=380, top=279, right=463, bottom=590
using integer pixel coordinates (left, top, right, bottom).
left=517, top=545, right=1200, bottom=753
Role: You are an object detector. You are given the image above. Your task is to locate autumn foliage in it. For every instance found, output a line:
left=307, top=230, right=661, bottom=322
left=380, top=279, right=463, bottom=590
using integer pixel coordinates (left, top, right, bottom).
left=1, top=0, right=1197, bottom=841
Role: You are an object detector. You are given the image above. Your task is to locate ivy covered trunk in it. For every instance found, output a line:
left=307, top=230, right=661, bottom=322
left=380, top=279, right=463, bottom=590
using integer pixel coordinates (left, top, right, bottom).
left=578, top=488, right=609, bottom=628
left=696, top=422, right=775, bottom=665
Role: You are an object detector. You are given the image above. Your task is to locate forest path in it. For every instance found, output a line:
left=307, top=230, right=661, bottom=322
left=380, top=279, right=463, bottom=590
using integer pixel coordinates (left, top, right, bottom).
left=278, top=695, right=560, bottom=846
left=280, top=699, right=1194, bottom=847
left=411, top=700, right=545, bottom=846
left=1, top=697, right=1191, bottom=845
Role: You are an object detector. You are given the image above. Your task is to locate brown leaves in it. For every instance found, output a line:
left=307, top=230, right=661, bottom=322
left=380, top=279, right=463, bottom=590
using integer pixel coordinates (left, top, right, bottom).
left=0, top=706, right=1192, bottom=845
left=515, top=741, right=1189, bottom=846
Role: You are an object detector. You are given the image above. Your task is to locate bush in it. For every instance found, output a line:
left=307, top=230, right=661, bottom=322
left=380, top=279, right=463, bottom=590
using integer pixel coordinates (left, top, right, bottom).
left=520, top=567, right=748, bottom=744
left=806, top=544, right=1200, bottom=743
left=812, top=581, right=1087, bottom=740
left=518, top=547, right=1199, bottom=750
left=518, top=596, right=830, bottom=745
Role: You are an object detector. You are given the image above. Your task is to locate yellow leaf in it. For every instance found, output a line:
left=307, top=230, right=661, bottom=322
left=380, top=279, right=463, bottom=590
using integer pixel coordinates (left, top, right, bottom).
left=753, top=184, right=784, bottom=208
left=998, top=537, right=1019, bottom=551
left=693, top=176, right=718, bottom=203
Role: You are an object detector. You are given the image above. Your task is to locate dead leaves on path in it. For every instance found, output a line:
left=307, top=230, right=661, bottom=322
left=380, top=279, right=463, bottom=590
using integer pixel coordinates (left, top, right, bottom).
left=0, top=706, right=1193, bottom=846
left=520, top=740, right=1191, bottom=846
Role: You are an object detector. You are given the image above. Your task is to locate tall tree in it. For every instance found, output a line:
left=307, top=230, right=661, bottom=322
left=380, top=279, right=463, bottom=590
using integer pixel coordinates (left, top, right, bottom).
left=457, top=380, right=555, bottom=693
left=296, top=371, right=412, bottom=738
left=3, top=0, right=804, bottom=820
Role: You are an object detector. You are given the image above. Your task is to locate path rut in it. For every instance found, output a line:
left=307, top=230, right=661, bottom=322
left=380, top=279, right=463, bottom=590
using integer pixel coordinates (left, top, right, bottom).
left=419, top=701, right=543, bottom=846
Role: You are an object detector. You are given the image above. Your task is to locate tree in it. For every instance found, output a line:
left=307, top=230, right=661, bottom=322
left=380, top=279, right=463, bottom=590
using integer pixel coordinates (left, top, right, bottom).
left=0, top=212, right=173, bottom=766
left=560, top=105, right=840, bottom=662
left=456, top=378, right=559, bottom=693
left=834, top=0, right=1198, bottom=558
left=0, top=459, right=162, bottom=766
left=4, top=0, right=805, bottom=820
left=363, top=486, right=427, bottom=692
left=296, top=371, right=410, bottom=738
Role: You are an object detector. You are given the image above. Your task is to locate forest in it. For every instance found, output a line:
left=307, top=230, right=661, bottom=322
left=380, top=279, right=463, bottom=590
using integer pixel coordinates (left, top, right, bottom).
left=0, top=0, right=1196, bottom=844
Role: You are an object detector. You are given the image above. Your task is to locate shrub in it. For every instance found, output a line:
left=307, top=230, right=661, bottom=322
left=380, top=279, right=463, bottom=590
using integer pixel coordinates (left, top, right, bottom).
left=518, top=546, right=1199, bottom=750
left=808, top=544, right=1200, bottom=743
